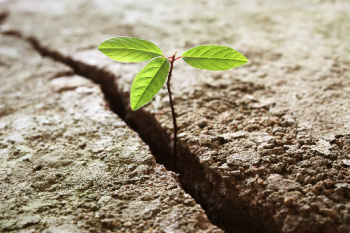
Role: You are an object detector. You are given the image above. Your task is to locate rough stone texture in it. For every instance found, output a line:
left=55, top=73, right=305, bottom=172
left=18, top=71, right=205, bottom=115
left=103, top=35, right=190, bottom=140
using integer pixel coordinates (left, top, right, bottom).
left=1, top=0, right=350, bottom=232
left=0, top=35, right=222, bottom=232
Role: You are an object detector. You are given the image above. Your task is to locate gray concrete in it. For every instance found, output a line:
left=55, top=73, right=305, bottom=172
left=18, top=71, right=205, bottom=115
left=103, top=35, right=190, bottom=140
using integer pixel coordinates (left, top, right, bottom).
left=1, top=0, right=350, bottom=232
left=0, top=34, right=221, bottom=232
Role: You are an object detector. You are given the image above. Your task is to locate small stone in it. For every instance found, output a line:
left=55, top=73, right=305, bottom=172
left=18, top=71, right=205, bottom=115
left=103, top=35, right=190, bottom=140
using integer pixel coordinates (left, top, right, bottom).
left=124, top=221, right=132, bottom=227
left=257, top=72, right=267, bottom=78
left=98, top=195, right=112, bottom=204
left=284, top=197, right=295, bottom=206
left=235, top=114, right=243, bottom=120
left=342, top=159, right=350, bottom=167
left=197, top=120, right=208, bottom=128
left=296, top=173, right=303, bottom=183
left=183, top=199, right=195, bottom=206
left=324, top=179, right=334, bottom=188
left=319, top=208, right=338, bottom=220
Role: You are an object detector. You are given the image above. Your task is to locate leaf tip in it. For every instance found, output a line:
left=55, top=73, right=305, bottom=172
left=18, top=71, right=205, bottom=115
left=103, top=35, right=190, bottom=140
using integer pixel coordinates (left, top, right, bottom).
left=130, top=103, right=140, bottom=111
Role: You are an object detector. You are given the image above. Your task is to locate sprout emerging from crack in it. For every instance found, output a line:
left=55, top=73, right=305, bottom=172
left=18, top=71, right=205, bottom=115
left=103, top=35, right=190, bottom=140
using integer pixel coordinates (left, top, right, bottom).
left=98, top=36, right=248, bottom=170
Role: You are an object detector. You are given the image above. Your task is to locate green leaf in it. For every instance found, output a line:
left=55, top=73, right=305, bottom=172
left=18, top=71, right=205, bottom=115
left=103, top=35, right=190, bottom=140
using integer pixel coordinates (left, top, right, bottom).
left=130, top=57, right=170, bottom=110
left=98, top=36, right=163, bottom=62
left=182, top=45, right=248, bottom=71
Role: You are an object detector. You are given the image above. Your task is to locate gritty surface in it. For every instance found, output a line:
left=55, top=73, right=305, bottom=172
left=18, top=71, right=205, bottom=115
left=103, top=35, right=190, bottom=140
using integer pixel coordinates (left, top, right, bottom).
left=1, top=0, right=350, bottom=232
left=0, top=35, right=222, bottom=232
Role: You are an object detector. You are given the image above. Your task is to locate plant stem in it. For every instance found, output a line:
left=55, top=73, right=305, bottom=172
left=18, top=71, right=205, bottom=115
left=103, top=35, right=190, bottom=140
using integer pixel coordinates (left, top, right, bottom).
left=167, top=54, right=177, bottom=171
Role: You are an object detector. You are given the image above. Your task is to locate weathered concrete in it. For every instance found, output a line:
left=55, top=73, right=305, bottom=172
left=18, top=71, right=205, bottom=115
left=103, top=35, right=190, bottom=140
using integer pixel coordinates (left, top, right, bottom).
left=0, top=34, right=222, bottom=232
left=1, top=0, right=350, bottom=232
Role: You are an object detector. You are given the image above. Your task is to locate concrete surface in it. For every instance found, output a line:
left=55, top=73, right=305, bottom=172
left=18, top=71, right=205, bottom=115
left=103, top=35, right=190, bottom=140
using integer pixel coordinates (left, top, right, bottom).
left=1, top=0, right=350, bottom=232
left=0, top=34, right=221, bottom=232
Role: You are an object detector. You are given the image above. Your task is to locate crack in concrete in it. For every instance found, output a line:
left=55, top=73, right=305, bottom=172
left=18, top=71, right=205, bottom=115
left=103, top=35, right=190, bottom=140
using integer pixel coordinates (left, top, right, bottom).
left=1, top=29, right=270, bottom=233
left=0, top=12, right=8, bottom=25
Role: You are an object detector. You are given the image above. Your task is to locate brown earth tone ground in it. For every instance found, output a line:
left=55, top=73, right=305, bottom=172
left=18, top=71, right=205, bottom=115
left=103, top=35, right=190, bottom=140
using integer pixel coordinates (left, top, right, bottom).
left=0, top=0, right=350, bottom=232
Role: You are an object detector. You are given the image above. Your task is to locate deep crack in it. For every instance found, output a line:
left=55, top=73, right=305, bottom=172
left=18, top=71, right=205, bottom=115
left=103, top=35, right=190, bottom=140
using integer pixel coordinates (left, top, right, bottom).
left=1, top=29, right=271, bottom=233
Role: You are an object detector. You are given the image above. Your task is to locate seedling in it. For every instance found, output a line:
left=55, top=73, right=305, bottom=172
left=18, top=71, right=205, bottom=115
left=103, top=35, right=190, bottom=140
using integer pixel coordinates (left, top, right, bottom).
left=98, top=37, right=248, bottom=170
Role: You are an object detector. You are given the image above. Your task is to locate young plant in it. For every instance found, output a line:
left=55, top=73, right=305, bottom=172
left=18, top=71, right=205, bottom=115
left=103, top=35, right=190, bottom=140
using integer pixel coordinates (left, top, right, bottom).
left=98, top=37, right=248, bottom=170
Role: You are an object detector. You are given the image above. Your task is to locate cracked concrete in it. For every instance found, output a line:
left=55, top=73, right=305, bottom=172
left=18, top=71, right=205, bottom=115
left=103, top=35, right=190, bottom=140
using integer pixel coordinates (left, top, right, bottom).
left=1, top=0, right=350, bottom=232
left=0, top=34, right=221, bottom=232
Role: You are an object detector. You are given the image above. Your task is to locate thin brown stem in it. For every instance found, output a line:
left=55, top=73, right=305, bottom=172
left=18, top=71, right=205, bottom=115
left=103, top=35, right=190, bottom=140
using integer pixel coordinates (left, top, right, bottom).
left=167, top=54, right=177, bottom=171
